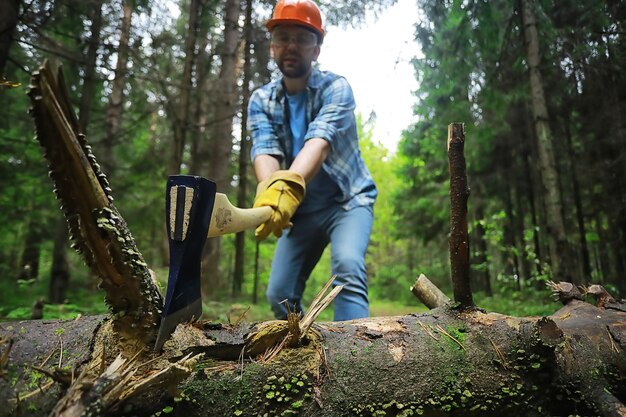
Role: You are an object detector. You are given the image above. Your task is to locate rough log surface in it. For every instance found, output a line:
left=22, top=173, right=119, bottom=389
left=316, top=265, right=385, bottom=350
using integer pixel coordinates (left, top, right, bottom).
left=1, top=298, right=625, bottom=417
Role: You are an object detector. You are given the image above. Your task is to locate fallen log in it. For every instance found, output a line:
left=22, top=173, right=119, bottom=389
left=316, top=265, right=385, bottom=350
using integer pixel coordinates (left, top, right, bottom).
left=1, top=293, right=625, bottom=417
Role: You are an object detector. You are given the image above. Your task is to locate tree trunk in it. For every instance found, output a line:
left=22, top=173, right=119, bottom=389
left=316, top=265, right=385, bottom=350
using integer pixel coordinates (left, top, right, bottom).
left=233, top=0, right=254, bottom=297
left=603, top=40, right=626, bottom=293
left=447, top=123, right=473, bottom=307
left=0, top=0, right=19, bottom=76
left=2, top=294, right=625, bottom=417
left=503, top=184, right=521, bottom=290
left=103, top=0, right=133, bottom=178
left=521, top=0, right=576, bottom=283
left=201, top=0, right=242, bottom=298
left=563, top=115, right=591, bottom=281
left=253, top=240, right=260, bottom=304
left=594, top=213, right=611, bottom=283
left=18, top=223, right=41, bottom=280
left=513, top=180, right=531, bottom=283
left=188, top=4, right=213, bottom=177
left=471, top=201, right=491, bottom=295
left=521, top=106, right=545, bottom=277
left=77, top=0, right=103, bottom=134
left=48, top=217, right=70, bottom=304
left=493, top=126, right=526, bottom=287
left=168, top=0, right=201, bottom=176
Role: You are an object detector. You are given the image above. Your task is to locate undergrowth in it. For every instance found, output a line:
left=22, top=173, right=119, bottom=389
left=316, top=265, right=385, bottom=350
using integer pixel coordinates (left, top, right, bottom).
left=1, top=276, right=559, bottom=322
left=1, top=255, right=562, bottom=321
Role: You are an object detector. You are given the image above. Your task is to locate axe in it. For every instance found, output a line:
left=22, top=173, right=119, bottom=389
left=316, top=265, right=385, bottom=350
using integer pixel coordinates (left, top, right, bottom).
left=154, top=175, right=271, bottom=351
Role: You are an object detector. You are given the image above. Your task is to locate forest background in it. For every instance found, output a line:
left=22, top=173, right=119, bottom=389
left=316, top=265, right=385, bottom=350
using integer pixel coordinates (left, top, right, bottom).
left=0, top=0, right=624, bottom=322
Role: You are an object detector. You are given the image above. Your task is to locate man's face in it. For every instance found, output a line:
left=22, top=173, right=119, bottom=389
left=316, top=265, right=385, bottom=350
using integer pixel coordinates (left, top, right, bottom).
left=270, top=25, right=320, bottom=79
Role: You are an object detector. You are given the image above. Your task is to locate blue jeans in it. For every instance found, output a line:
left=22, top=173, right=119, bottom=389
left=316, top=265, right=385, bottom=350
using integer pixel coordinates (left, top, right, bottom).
left=265, top=204, right=373, bottom=321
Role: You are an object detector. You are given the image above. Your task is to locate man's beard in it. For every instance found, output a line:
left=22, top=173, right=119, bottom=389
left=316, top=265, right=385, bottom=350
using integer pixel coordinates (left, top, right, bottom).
left=278, top=56, right=310, bottom=79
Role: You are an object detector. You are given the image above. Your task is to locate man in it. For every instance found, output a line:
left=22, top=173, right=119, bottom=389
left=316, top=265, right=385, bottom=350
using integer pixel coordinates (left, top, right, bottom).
left=248, top=0, right=377, bottom=321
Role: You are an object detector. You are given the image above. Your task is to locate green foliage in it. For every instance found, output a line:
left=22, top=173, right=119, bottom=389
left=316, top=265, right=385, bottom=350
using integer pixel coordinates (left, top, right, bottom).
left=321, top=0, right=398, bottom=28
left=474, top=288, right=556, bottom=317
left=396, top=0, right=626, bottom=297
left=0, top=266, right=108, bottom=321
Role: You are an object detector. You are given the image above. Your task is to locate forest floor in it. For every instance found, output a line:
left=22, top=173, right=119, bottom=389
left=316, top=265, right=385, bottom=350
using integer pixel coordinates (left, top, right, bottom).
left=1, top=273, right=558, bottom=323
left=1, top=259, right=560, bottom=322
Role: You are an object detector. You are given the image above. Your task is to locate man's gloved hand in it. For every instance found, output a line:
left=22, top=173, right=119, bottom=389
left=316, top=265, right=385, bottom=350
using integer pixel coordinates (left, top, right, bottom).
left=253, top=170, right=306, bottom=240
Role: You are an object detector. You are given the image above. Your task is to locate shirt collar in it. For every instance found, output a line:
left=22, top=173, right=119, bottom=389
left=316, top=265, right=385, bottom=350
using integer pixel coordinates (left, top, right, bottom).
left=272, top=67, right=322, bottom=101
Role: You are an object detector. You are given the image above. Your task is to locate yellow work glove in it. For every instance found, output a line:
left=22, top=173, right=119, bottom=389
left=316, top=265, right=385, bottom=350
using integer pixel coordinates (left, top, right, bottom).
left=253, top=170, right=306, bottom=240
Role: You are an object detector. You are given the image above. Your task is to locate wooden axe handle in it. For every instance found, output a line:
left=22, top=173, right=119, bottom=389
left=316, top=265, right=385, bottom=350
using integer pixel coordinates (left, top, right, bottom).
left=207, top=193, right=273, bottom=237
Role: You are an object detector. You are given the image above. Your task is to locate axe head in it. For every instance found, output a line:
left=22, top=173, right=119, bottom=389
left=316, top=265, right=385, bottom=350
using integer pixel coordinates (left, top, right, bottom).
left=154, top=175, right=216, bottom=351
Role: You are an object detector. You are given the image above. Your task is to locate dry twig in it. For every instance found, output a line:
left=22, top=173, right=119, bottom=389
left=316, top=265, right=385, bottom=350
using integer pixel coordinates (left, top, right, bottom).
left=607, top=327, right=620, bottom=353
left=299, top=276, right=343, bottom=339
left=488, top=337, right=508, bottom=369
left=435, top=324, right=466, bottom=351
left=417, top=321, right=439, bottom=341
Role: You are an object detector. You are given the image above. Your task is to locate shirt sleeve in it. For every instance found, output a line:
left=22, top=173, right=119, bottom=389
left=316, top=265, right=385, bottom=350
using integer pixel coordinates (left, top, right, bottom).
left=248, top=88, right=285, bottom=162
left=304, top=77, right=356, bottom=146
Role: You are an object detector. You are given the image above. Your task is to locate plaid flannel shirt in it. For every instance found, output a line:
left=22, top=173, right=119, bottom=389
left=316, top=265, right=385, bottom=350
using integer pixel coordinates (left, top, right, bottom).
left=248, top=68, right=377, bottom=210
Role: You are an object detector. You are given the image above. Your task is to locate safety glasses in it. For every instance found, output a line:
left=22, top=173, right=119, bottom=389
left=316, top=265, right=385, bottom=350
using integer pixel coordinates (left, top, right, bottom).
left=271, top=30, right=318, bottom=48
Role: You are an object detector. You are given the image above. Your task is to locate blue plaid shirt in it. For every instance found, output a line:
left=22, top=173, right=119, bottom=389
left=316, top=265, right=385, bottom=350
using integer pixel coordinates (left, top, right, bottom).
left=248, top=68, right=377, bottom=210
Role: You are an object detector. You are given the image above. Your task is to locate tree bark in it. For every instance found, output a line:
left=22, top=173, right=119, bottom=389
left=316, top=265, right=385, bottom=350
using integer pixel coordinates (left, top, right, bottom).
left=201, top=0, right=242, bottom=298
left=447, top=123, right=473, bottom=307
left=2, top=294, right=625, bottom=417
left=233, top=0, right=254, bottom=297
left=521, top=0, right=576, bottom=283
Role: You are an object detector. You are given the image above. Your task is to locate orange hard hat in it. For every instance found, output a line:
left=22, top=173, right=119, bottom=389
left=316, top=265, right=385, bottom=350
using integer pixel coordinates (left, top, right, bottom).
left=266, top=0, right=324, bottom=39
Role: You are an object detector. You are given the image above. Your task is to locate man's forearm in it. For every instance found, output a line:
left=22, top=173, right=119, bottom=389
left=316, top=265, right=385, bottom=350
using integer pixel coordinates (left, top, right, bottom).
left=254, top=154, right=281, bottom=182
left=253, top=138, right=330, bottom=184
left=289, top=138, right=330, bottom=182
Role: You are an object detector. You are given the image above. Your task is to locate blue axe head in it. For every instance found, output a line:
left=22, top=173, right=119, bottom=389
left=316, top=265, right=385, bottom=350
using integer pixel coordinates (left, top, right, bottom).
left=154, top=175, right=216, bottom=351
